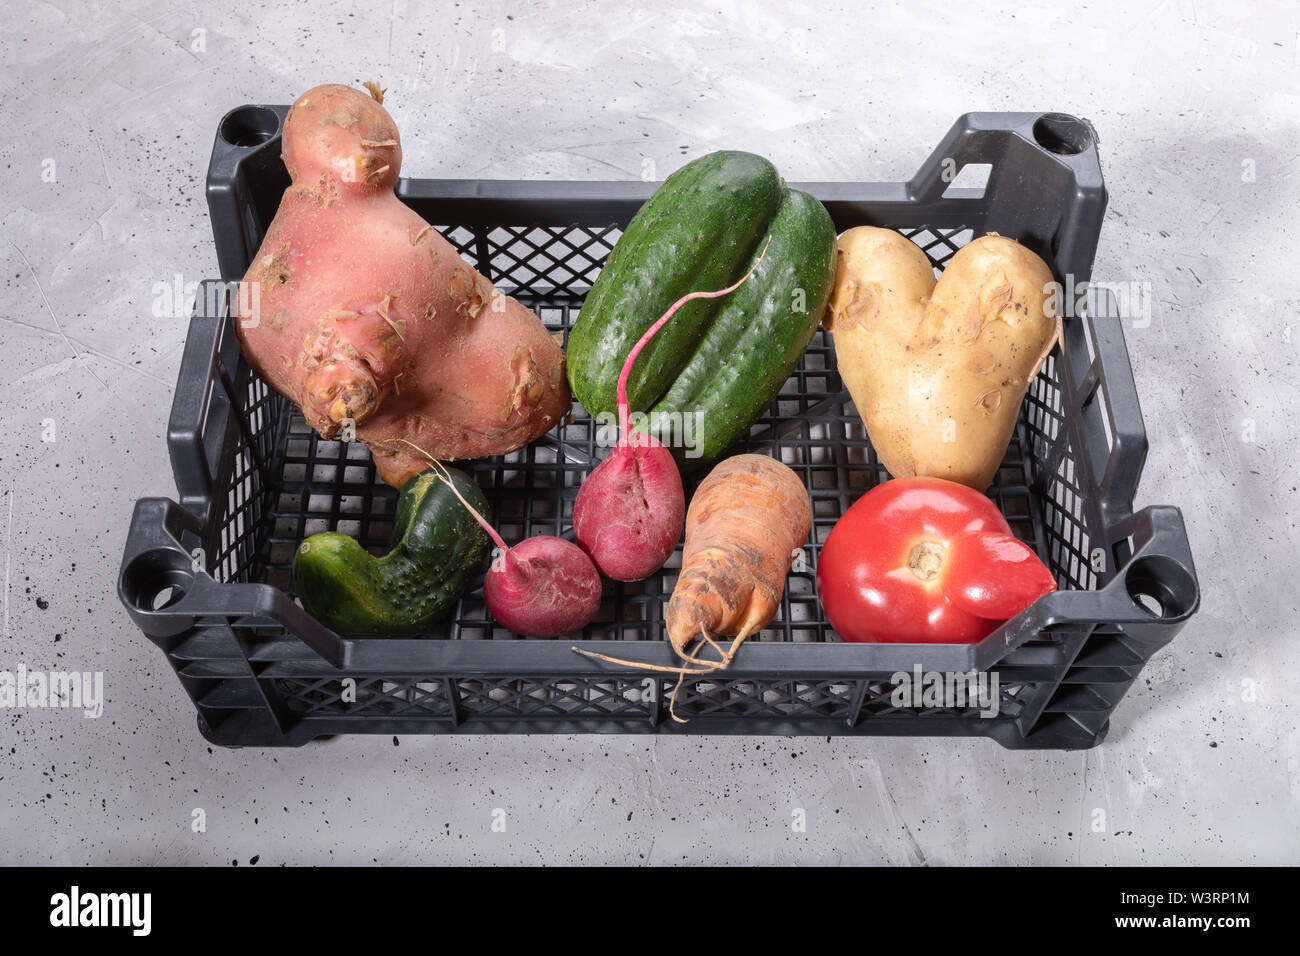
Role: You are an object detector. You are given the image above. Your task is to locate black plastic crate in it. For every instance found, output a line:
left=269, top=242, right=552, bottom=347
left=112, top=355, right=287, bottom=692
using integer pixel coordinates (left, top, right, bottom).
left=118, top=108, right=1199, bottom=749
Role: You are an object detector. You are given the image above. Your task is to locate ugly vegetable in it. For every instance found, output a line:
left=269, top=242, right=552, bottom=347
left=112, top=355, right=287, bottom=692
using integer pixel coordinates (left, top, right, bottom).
left=236, top=82, right=569, bottom=489
left=816, top=476, right=1056, bottom=643
left=567, top=150, right=836, bottom=466
left=292, top=468, right=491, bottom=638
left=665, top=454, right=811, bottom=665
left=825, top=228, right=1059, bottom=490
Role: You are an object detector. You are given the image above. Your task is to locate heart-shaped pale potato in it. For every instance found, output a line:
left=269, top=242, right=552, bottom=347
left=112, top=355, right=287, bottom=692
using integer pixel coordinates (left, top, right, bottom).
left=825, top=228, right=1059, bottom=491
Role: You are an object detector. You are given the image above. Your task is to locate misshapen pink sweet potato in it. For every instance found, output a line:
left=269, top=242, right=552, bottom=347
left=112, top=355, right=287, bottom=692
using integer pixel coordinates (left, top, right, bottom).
left=237, top=83, right=570, bottom=487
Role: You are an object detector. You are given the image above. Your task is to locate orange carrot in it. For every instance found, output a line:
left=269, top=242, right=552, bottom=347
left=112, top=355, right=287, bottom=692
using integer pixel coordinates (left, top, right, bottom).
left=574, top=453, right=811, bottom=720
left=666, top=454, right=811, bottom=666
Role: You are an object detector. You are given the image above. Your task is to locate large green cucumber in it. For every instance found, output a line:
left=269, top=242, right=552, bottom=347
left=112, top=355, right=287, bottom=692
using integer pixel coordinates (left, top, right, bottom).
left=638, top=187, right=837, bottom=465
left=567, top=150, right=783, bottom=417
left=292, top=468, right=491, bottom=638
left=566, top=150, right=836, bottom=466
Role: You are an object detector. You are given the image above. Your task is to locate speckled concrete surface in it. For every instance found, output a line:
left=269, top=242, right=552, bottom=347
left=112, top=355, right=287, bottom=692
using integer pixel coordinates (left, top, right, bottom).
left=0, top=0, right=1296, bottom=866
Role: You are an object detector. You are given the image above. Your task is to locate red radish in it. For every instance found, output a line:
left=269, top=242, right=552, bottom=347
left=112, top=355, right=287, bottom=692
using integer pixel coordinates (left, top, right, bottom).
left=573, top=239, right=772, bottom=581
left=393, top=441, right=602, bottom=637
left=483, top=536, right=602, bottom=637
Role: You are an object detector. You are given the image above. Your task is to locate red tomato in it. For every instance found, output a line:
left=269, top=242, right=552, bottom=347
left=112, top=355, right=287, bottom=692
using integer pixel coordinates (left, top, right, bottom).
left=817, top=477, right=1056, bottom=643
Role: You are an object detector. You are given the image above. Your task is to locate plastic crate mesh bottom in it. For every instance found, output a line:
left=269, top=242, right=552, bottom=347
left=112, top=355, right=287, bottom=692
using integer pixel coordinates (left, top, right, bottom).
left=205, top=223, right=1097, bottom=649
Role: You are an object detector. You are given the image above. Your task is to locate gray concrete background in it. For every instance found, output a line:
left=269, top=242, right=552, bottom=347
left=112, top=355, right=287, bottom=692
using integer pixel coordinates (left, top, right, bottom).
left=0, top=0, right=1296, bottom=865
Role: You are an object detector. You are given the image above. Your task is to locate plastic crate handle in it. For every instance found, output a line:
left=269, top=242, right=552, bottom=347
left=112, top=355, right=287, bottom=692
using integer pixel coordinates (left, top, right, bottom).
left=166, top=281, right=242, bottom=524
left=119, top=497, right=350, bottom=667
left=1087, top=294, right=1150, bottom=521
left=907, top=112, right=1107, bottom=282
left=1051, top=505, right=1199, bottom=625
